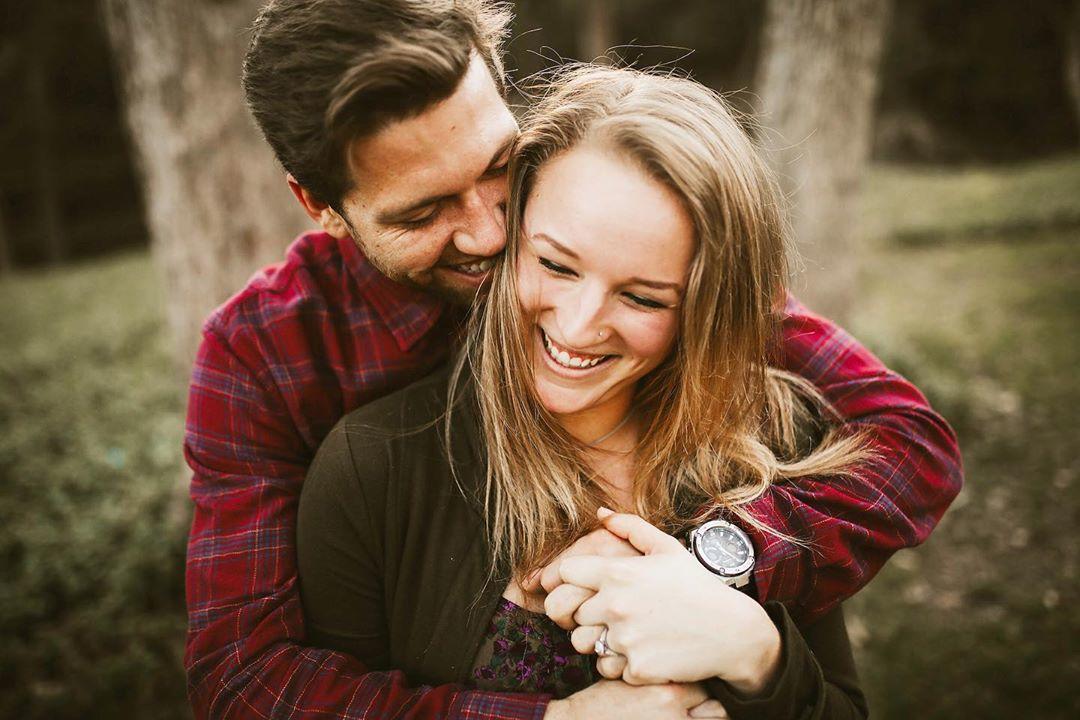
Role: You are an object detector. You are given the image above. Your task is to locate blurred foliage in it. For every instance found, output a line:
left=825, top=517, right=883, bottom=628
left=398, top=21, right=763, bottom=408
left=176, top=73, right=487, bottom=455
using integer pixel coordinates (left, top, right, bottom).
left=0, top=255, right=187, bottom=719
left=846, top=157, right=1080, bottom=719
left=0, top=156, right=1078, bottom=717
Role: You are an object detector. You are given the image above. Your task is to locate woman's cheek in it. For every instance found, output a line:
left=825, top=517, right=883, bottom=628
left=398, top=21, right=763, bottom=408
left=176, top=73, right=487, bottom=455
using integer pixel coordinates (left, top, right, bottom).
left=515, top=259, right=544, bottom=314
left=623, top=311, right=679, bottom=364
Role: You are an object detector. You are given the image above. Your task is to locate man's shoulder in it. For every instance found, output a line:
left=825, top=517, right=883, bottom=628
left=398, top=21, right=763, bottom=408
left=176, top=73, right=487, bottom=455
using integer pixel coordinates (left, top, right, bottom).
left=203, top=230, right=358, bottom=343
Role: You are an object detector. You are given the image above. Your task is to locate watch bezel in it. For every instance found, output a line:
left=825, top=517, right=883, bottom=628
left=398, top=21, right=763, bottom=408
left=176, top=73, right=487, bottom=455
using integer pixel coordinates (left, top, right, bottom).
left=690, top=519, right=755, bottom=578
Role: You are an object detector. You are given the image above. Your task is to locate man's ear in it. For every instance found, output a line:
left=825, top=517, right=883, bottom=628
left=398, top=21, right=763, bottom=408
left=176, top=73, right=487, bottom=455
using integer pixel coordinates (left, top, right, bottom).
left=286, top=174, right=351, bottom=240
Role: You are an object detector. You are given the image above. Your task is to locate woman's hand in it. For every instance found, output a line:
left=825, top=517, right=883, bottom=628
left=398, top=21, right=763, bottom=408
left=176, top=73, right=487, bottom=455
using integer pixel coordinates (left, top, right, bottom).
left=545, top=509, right=783, bottom=694
left=543, top=680, right=728, bottom=719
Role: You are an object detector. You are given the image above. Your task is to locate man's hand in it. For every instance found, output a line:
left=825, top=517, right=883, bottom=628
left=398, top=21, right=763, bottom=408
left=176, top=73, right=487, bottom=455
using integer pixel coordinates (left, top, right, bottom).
left=543, top=680, right=728, bottom=719
left=521, top=523, right=643, bottom=595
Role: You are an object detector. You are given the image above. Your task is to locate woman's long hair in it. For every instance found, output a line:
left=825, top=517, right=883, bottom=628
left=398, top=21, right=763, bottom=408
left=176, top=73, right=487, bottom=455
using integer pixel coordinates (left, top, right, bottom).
left=449, top=64, right=867, bottom=578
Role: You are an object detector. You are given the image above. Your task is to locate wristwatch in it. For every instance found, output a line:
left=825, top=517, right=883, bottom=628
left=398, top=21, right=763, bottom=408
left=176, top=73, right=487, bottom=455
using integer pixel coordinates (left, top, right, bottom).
left=686, top=518, right=755, bottom=588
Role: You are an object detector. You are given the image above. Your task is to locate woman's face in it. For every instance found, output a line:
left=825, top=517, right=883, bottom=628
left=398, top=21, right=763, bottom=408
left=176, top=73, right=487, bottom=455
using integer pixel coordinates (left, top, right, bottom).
left=516, top=142, right=695, bottom=419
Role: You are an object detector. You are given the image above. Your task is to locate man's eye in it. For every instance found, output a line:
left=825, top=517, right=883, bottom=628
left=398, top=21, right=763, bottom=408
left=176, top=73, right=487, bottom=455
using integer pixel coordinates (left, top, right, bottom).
left=400, top=210, right=438, bottom=229
left=538, top=257, right=575, bottom=276
left=624, top=293, right=668, bottom=310
left=485, top=163, right=509, bottom=178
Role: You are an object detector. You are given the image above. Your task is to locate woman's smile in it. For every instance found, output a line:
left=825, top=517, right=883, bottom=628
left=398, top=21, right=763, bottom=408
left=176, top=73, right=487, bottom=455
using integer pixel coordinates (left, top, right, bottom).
left=539, top=328, right=616, bottom=371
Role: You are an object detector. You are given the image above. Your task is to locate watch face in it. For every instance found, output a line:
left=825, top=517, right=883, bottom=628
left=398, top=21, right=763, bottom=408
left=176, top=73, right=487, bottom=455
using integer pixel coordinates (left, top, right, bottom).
left=696, top=524, right=753, bottom=576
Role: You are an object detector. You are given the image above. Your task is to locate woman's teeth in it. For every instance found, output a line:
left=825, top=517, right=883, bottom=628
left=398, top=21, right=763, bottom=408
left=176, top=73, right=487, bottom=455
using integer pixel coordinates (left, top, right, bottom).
left=543, top=331, right=608, bottom=369
left=454, top=259, right=494, bottom=275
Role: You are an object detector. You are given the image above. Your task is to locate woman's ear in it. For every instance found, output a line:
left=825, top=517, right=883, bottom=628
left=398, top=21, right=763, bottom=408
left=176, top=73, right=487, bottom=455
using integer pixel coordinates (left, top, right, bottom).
left=286, top=174, right=351, bottom=239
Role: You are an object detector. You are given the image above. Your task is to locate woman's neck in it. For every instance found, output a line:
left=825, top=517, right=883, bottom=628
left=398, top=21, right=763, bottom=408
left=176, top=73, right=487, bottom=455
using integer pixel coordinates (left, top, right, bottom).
left=555, top=391, right=635, bottom=447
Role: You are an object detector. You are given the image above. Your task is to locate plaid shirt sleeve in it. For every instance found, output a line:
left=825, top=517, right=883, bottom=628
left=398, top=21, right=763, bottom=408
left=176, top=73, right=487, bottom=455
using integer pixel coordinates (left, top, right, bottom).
left=740, top=295, right=964, bottom=623
left=184, top=325, right=550, bottom=720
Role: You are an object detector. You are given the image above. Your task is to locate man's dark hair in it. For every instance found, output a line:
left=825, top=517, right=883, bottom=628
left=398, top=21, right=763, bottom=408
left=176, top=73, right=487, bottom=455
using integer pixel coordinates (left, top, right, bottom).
left=243, top=0, right=513, bottom=207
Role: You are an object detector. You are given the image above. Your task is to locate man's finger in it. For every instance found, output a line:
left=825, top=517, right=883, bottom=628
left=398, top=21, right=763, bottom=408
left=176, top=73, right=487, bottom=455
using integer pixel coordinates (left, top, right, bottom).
left=597, top=509, right=684, bottom=555
left=539, top=557, right=565, bottom=594
left=558, top=555, right=612, bottom=591
left=689, top=700, right=730, bottom=719
left=544, top=583, right=594, bottom=630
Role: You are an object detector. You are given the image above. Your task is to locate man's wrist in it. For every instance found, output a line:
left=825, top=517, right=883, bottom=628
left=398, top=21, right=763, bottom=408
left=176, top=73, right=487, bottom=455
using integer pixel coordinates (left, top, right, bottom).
left=542, top=697, right=570, bottom=720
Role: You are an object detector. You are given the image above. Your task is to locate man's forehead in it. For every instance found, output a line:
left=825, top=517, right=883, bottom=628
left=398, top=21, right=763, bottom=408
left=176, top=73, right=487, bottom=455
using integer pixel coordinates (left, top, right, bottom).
left=345, top=55, right=517, bottom=209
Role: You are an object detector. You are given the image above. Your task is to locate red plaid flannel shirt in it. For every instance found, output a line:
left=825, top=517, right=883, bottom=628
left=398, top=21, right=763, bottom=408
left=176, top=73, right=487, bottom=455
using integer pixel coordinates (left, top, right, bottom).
left=184, top=231, right=962, bottom=719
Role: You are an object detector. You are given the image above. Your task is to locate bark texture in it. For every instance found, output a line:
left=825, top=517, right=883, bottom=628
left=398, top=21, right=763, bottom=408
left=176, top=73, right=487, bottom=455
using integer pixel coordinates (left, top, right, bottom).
left=101, top=0, right=309, bottom=368
left=754, top=0, right=892, bottom=321
left=580, top=0, right=615, bottom=62
left=1067, top=0, right=1080, bottom=140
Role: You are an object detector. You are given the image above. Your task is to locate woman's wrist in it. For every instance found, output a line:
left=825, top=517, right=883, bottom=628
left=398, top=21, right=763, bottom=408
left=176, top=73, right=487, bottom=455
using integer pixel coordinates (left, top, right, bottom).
left=720, top=606, right=784, bottom=696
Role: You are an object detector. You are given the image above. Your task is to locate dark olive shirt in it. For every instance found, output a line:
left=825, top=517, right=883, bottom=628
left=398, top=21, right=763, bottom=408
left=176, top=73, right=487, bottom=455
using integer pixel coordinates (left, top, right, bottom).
left=297, top=369, right=868, bottom=719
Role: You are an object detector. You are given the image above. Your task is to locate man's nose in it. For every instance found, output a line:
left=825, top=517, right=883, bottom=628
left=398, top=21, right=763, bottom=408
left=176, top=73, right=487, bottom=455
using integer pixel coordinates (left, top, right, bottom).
left=452, top=187, right=506, bottom=258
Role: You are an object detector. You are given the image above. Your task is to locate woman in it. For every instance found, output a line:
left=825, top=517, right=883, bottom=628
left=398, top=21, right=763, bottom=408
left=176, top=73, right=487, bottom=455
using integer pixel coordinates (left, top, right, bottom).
left=298, top=65, right=870, bottom=719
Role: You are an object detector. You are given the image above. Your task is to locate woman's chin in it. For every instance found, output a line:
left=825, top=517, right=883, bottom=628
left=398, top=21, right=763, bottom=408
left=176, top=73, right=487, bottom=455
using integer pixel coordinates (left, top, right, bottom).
left=533, top=379, right=601, bottom=417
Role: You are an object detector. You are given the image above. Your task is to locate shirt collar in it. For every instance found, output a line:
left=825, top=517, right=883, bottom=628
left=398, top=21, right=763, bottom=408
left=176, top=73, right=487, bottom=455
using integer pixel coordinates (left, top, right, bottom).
left=337, top=233, right=448, bottom=353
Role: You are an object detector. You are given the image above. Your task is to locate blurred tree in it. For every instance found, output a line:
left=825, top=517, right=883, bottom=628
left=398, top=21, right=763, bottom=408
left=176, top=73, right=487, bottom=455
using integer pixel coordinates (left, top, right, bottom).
left=1068, top=0, right=1080, bottom=138
left=0, top=195, right=10, bottom=275
left=27, top=2, right=68, bottom=265
left=101, top=0, right=308, bottom=369
left=580, top=0, right=615, bottom=62
left=754, top=0, right=892, bottom=321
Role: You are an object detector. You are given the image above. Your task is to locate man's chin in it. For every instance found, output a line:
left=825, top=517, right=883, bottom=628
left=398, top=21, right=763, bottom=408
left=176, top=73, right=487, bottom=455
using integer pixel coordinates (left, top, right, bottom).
left=427, top=268, right=494, bottom=306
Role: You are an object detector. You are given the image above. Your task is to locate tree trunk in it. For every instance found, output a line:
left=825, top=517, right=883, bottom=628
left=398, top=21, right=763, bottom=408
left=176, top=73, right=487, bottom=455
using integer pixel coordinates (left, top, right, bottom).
left=1066, top=0, right=1080, bottom=142
left=27, top=3, right=68, bottom=265
left=101, top=0, right=309, bottom=370
left=580, top=0, right=615, bottom=63
left=0, top=195, right=11, bottom=276
left=754, top=0, right=892, bottom=321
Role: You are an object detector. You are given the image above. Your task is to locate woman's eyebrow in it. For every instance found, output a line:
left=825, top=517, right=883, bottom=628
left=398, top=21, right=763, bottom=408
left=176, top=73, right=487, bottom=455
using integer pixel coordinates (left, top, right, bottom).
left=628, top=276, right=682, bottom=292
left=532, top=232, right=579, bottom=259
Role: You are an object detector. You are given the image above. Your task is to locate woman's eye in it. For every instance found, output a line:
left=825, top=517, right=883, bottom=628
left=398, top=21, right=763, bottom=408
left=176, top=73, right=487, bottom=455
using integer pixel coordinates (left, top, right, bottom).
left=624, top=293, right=668, bottom=310
left=538, top=257, right=576, bottom=276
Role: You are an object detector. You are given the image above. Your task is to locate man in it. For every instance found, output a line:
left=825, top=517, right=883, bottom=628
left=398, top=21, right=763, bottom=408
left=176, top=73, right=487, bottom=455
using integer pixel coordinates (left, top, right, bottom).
left=184, top=1, right=962, bottom=718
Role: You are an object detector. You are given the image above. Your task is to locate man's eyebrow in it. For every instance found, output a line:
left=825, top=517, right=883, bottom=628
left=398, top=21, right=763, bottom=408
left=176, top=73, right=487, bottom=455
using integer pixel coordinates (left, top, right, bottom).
left=483, top=134, right=515, bottom=173
left=377, top=133, right=517, bottom=225
left=534, top=233, right=682, bottom=292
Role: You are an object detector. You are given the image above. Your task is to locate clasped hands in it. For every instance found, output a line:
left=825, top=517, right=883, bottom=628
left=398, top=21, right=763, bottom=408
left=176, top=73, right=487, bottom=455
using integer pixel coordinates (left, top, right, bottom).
left=522, top=508, right=782, bottom=719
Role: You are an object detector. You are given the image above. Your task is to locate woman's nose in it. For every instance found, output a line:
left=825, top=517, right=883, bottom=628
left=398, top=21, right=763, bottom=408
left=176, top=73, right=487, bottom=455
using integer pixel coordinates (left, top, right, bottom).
left=556, top=284, right=608, bottom=349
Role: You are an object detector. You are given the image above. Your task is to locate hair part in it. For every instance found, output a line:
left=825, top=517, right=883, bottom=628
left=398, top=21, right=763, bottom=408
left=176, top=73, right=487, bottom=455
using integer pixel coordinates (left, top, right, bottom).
left=450, top=64, right=869, bottom=579
left=243, top=0, right=513, bottom=207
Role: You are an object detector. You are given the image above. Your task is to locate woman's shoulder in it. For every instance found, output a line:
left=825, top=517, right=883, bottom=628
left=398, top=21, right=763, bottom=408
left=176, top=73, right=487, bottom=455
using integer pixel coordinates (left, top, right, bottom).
left=335, top=363, right=456, bottom=445
left=309, top=363, right=478, bottom=504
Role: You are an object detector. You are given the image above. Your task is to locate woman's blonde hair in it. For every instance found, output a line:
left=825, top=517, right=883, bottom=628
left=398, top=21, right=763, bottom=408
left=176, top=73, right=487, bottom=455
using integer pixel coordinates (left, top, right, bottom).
left=450, top=64, right=866, bottom=578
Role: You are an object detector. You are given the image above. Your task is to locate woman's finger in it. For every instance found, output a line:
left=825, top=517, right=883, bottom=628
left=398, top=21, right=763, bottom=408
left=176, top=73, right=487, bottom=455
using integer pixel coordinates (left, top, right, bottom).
left=597, top=509, right=684, bottom=556
left=569, top=624, right=604, bottom=654
left=595, top=652, right=627, bottom=680
left=544, top=583, right=593, bottom=630
left=570, top=588, right=610, bottom=628
left=688, top=699, right=730, bottom=719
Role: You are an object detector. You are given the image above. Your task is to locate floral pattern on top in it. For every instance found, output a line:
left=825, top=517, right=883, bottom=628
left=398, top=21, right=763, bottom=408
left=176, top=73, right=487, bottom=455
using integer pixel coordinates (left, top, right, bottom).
left=471, top=597, right=599, bottom=698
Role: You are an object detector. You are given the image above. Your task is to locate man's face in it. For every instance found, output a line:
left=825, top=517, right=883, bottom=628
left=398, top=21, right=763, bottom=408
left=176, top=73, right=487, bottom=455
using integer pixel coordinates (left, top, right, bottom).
left=334, top=55, right=519, bottom=305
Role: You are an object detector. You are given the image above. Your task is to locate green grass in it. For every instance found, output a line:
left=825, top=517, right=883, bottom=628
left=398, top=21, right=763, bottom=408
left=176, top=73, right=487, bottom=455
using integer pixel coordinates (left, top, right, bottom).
left=0, top=154, right=1077, bottom=718
left=847, top=158, right=1080, bottom=719
left=0, top=254, right=188, bottom=719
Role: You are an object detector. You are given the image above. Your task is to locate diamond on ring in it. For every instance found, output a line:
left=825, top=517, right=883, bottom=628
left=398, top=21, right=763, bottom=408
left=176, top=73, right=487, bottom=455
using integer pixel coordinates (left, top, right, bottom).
left=594, top=627, right=615, bottom=658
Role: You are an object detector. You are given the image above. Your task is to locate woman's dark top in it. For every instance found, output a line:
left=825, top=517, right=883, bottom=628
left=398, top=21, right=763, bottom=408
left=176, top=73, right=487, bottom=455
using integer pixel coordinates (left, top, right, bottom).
left=297, top=368, right=868, bottom=719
